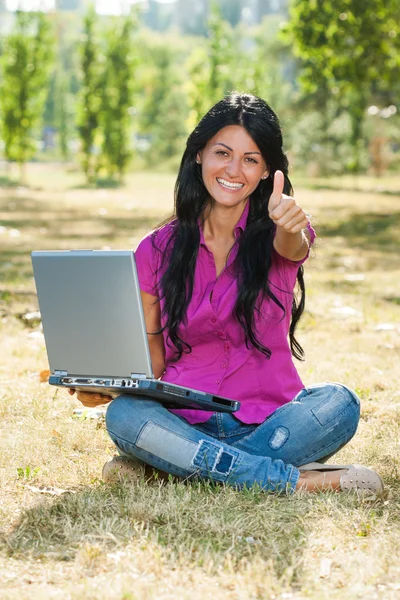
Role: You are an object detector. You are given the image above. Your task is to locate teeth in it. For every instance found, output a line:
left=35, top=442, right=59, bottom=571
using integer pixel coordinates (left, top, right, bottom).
left=217, top=178, right=244, bottom=189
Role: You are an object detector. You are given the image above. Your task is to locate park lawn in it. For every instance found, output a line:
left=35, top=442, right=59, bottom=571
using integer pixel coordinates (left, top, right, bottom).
left=0, top=164, right=399, bottom=600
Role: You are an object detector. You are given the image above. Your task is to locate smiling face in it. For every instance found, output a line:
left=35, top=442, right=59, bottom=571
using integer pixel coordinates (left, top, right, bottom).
left=197, top=125, right=269, bottom=209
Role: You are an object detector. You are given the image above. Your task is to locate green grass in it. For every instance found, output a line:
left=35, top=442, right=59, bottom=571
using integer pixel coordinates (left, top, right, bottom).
left=0, top=163, right=400, bottom=599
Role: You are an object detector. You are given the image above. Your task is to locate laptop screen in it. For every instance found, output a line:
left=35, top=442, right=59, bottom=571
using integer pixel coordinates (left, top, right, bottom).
left=31, top=250, right=154, bottom=379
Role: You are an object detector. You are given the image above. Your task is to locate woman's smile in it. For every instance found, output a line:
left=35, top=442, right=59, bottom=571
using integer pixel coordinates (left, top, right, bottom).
left=216, top=177, right=245, bottom=191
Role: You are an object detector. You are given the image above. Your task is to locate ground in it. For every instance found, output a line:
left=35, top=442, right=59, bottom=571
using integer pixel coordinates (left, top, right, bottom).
left=0, top=164, right=399, bottom=599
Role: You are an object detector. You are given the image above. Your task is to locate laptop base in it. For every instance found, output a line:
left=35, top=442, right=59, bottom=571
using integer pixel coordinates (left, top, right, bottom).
left=49, top=376, right=240, bottom=413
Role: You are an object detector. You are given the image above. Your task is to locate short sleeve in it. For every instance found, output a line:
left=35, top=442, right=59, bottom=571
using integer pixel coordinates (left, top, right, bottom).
left=306, top=221, right=316, bottom=246
left=134, top=233, right=159, bottom=296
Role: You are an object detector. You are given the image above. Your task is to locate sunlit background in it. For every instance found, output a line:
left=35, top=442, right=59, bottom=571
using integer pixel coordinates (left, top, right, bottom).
left=0, top=0, right=398, bottom=184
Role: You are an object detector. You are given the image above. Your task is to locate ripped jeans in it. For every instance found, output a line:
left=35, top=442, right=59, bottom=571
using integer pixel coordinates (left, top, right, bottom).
left=105, top=382, right=360, bottom=494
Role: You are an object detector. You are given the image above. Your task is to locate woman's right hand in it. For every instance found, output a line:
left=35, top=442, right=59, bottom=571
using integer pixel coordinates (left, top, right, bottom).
left=68, top=388, right=112, bottom=407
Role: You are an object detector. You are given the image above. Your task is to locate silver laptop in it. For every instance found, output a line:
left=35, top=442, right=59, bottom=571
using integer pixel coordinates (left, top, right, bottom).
left=31, top=250, right=240, bottom=413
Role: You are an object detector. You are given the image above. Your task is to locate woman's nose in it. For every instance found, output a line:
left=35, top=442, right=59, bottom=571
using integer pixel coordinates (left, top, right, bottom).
left=225, top=157, right=241, bottom=178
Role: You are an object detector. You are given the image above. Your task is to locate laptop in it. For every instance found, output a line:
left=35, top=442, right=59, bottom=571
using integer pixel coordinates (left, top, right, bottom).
left=31, top=250, right=240, bottom=413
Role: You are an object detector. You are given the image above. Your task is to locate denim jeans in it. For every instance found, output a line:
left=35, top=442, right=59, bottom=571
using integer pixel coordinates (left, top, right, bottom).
left=105, top=382, right=360, bottom=495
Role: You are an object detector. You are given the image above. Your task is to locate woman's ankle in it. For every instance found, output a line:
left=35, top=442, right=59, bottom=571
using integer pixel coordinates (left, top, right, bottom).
left=296, top=469, right=347, bottom=492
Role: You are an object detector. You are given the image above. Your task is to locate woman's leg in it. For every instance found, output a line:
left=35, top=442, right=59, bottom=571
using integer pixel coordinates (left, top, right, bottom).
left=230, top=383, right=361, bottom=467
left=105, top=395, right=300, bottom=493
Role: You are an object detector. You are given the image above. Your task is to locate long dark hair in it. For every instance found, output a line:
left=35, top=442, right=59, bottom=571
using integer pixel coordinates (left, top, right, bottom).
left=154, top=92, right=306, bottom=361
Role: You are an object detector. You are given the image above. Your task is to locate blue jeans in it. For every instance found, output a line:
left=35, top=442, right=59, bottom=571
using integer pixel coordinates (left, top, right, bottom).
left=106, top=382, right=360, bottom=495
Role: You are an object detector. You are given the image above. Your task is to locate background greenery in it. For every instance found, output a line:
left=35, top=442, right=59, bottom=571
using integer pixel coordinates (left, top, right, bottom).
left=0, top=0, right=399, bottom=183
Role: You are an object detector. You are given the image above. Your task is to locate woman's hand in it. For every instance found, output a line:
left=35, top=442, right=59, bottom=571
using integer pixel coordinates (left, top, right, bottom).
left=268, top=171, right=309, bottom=234
left=268, top=170, right=310, bottom=261
left=68, top=388, right=112, bottom=407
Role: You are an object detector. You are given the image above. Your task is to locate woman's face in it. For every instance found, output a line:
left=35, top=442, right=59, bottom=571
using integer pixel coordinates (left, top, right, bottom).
left=197, top=125, right=269, bottom=209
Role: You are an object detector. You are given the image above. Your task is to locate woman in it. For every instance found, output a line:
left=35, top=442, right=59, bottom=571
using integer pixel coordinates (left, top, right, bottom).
left=70, top=93, right=383, bottom=494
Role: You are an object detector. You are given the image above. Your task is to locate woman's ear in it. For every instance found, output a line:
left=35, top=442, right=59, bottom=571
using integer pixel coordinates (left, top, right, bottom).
left=261, top=168, right=269, bottom=180
left=196, top=152, right=201, bottom=165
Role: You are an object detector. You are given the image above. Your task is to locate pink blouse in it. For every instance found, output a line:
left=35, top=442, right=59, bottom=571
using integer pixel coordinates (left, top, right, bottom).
left=134, top=201, right=316, bottom=425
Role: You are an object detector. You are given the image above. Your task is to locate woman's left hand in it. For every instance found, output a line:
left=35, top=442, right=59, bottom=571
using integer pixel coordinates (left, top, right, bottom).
left=268, top=170, right=309, bottom=234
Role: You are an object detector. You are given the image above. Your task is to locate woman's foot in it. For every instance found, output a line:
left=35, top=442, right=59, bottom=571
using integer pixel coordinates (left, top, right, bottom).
left=295, top=464, right=384, bottom=494
left=102, top=456, right=170, bottom=483
left=102, top=456, right=144, bottom=483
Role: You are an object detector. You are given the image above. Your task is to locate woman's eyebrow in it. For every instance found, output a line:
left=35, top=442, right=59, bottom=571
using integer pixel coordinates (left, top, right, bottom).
left=212, top=142, right=261, bottom=155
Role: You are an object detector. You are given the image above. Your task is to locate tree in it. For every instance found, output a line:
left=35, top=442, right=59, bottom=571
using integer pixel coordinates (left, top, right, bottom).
left=76, top=6, right=102, bottom=183
left=43, top=13, right=80, bottom=160
left=208, top=4, right=235, bottom=104
left=55, top=71, right=73, bottom=160
left=0, top=11, right=54, bottom=180
left=285, top=0, right=400, bottom=172
left=245, top=15, right=294, bottom=113
left=186, top=4, right=235, bottom=128
left=98, top=14, right=138, bottom=180
left=138, top=36, right=188, bottom=166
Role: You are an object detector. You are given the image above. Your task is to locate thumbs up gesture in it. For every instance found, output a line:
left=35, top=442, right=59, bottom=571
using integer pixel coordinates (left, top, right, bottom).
left=268, top=171, right=309, bottom=234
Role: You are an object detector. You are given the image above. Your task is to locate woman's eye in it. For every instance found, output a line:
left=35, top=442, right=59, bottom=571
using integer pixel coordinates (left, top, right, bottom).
left=245, top=157, right=258, bottom=164
left=215, top=150, right=229, bottom=157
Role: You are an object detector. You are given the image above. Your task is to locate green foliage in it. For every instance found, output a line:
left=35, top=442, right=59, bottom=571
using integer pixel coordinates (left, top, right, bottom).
left=43, top=13, right=81, bottom=160
left=77, top=9, right=139, bottom=182
left=186, top=45, right=211, bottom=130
left=208, top=4, right=236, bottom=104
left=99, top=14, right=138, bottom=180
left=284, top=0, right=400, bottom=172
left=17, top=465, right=40, bottom=480
left=187, top=4, right=236, bottom=129
left=289, top=107, right=370, bottom=176
left=0, top=3, right=398, bottom=179
left=55, top=70, right=72, bottom=160
left=251, top=15, right=294, bottom=114
left=76, top=5, right=102, bottom=183
left=0, top=11, right=54, bottom=177
left=137, top=36, right=188, bottom=166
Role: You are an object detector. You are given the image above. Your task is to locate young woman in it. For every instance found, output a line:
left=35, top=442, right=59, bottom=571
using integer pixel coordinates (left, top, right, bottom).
left=70, top=93, right=383, bottom=494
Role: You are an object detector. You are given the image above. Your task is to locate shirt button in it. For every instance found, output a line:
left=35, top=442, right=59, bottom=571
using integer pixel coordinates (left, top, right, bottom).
left=221, top=362, right=227, bottom=368
left=216, top=379, right=221, bottom=385
left=218, top=332, right=224, bottom=338
left=224, top=343, right=230, bottom=351
left=211, top=317, right=217, bottom=323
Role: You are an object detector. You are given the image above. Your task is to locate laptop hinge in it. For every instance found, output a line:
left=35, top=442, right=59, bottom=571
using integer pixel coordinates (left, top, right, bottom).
left=131, top=373, right=147, bottom=379
left=55, top=370, right=68, bottom=376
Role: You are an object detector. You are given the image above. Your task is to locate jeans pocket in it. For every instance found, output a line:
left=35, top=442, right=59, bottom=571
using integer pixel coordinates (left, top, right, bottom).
left=310, top=386, right=354, bottom=427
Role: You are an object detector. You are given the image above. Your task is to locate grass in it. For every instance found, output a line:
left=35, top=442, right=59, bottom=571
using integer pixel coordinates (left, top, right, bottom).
left=0, top=164, right=400, bottom=599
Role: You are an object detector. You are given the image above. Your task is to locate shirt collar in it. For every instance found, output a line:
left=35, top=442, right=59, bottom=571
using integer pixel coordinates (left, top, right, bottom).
left=199, top=200, right=250, bottom=247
